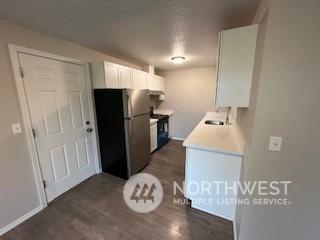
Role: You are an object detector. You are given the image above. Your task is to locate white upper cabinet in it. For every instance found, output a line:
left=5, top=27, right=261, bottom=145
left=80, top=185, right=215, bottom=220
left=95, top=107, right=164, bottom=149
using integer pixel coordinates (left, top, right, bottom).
left=104, top=62, right=119, bottom=88
left=132, top=70, right=147, bottom=89
left=215, top=24, right=258, bottom=107
left=118, top=66, right=132, bottom=88
left=147, top=74, right=155, bottom=90
left=91, top=61, right=165, bottom=93
left=147, top=74, right=165, bottom=92
left=155, top=75, right=165, bottom=92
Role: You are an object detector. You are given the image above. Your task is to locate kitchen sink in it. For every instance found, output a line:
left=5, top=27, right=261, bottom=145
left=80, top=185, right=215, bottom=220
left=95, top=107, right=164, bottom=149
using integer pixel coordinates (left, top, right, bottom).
left=204, top=120, right=224, bottom=125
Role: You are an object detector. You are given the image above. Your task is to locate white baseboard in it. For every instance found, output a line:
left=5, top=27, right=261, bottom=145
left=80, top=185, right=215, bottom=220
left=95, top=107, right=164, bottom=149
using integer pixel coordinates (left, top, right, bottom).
left=233, top=220, right=238, bottom=240
left=0, top=205, right=43, bottom=236
left=171, top=137, right=186, bottom=141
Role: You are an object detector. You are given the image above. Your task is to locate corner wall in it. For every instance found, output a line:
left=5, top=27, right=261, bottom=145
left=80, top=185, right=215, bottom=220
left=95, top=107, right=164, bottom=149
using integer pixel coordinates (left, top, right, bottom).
left=0, top=19, right=141, bottom=231
left=236, top=0, right=320, bottom=239
left=157, top=67, right=216, bottom=139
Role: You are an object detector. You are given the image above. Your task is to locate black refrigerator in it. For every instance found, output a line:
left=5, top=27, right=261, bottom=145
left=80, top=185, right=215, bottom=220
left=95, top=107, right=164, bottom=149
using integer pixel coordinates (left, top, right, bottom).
left=94, top=89, right=150, bottom=179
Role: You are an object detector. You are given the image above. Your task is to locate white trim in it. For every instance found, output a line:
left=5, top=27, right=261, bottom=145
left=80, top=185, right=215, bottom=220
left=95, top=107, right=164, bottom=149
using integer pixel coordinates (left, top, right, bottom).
left=84, top=63, right=101, bottom=173
left=171, top=137, right=186, bottom=141
left=0, top=206, right=42, bottom=236
left=9, top=44, right=90, bottom=65
left=233, top=220, right=238, bottom=240
left=8, top=44, right=48, bottom=209
left=8, top=44, right=100, bottom=211
left=252, top=0, right=270, bottom=24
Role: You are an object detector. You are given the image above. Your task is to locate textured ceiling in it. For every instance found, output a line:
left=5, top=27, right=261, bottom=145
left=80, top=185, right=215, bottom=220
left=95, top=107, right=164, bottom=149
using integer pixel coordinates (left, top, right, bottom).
left=0, top=0, right=260, bottom=70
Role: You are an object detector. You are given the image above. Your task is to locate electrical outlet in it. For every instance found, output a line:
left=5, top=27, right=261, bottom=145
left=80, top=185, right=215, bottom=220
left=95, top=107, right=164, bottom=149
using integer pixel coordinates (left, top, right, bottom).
left=268, top=136, right=282, bottom=151
left=12, top=123, right=22, bottom=134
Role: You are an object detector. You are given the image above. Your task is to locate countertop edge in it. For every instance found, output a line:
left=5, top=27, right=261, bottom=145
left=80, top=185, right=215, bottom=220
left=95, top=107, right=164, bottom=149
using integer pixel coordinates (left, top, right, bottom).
left=182, top=143, right=243, bottom=157
left=153, top=109, right=174, bottom=116
left=182, top=113, right=245, bottom=157
left=150, top=119, right=158, bottom=125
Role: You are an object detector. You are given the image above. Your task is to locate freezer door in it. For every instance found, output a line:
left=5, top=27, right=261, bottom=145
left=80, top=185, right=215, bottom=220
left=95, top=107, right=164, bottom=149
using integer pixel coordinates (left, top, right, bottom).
left=123, top=89, right=150, bottom=117
left=124, top=114, right=150, bottom=176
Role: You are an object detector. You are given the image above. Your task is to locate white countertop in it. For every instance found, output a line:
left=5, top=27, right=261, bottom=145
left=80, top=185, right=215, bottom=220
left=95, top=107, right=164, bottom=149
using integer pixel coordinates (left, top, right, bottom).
left=153, top=109, right=174, bottom=116
left=150, top=119, right=158, bottom=124
left=183, top=113, right=244, bottom=156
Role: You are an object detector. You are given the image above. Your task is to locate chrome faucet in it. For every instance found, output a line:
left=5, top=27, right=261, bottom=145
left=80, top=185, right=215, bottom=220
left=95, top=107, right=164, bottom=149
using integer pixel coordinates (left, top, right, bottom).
left=226, top=107, right=232, bottom=125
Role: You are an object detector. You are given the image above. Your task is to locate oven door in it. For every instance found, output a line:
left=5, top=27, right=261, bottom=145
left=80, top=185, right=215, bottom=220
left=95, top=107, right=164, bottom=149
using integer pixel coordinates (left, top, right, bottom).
left=157, top=117, right=169, bottom=149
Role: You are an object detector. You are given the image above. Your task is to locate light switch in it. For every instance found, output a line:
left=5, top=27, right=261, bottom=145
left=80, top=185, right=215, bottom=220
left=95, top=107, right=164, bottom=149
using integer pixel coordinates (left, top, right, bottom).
left=268, top=136, right=282, bottom=151
left=12, top=123, right=22, bottom=134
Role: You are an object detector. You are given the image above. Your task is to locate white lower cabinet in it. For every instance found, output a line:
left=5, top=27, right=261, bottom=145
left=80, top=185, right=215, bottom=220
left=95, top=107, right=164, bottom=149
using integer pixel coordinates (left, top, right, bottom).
left=184, top=148, right=242, bottom=220
left=150, top=122, right=158, bottom=152
left=168, top=115, right=173, bottom=138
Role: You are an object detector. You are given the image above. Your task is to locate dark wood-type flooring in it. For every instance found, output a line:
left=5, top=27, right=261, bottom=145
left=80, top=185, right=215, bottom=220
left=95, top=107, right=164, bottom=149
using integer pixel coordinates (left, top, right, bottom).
left=1, top=140, right=233, bottom=240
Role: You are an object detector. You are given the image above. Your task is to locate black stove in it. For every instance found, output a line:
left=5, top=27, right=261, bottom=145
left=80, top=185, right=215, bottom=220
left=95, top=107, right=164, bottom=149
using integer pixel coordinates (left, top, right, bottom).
left=150, top=114, right=169, bottom=120
left=150, top=113, right=169, bottom=149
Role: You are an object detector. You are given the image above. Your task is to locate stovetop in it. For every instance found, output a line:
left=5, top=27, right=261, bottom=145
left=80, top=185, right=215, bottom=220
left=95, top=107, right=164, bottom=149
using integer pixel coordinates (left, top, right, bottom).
left=150, top=114, right=169, bottom=120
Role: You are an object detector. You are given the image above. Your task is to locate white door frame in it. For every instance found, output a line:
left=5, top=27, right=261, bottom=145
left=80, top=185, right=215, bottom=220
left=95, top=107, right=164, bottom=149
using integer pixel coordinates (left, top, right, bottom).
left=8, top=44, right=100, bottom=208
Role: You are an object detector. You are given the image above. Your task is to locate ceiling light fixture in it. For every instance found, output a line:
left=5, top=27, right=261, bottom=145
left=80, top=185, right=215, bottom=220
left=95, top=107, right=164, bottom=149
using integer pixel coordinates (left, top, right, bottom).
left=171, top=56, right=186, bottom=64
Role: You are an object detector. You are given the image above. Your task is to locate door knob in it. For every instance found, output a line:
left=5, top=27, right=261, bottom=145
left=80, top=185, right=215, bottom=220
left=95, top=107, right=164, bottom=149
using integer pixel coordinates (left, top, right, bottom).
left=87, top=128, right=93, bottom=133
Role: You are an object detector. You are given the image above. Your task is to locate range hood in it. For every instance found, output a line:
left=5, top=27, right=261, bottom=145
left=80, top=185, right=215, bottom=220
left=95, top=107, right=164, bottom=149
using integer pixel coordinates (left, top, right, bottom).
left=149, top=90, right=165, bottom=95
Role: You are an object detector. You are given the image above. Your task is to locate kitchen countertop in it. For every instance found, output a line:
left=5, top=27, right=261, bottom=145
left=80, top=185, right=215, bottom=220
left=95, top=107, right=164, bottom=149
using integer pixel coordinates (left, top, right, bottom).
left=150, top=119, right=158, bottom=124
left=183, top=113, right=244, bottom=156
left=153, top=109, right=174, bottom=116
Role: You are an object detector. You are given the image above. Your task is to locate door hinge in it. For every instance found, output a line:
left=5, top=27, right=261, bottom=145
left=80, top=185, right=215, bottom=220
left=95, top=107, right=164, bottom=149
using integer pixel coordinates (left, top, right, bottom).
left=19, top=67, right=24, bottom=78
left=42, top=180, right=47, bottom=188
left=32, top=128, right=36, bottom=138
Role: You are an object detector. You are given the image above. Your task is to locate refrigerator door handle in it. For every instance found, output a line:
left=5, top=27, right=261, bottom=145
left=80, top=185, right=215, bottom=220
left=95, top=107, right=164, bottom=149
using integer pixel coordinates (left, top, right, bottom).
left=127, top=94, right=133, bottom=118
left=128, top=119, right=134, bottom=141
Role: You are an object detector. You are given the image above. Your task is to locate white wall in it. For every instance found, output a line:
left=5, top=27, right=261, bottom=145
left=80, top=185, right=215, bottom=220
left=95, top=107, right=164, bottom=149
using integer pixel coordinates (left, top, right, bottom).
left=0, top=18, right=141, bottom=231
left=157, top=67, right=216, bottom=139
left=236, top=0, right=320, bottom=239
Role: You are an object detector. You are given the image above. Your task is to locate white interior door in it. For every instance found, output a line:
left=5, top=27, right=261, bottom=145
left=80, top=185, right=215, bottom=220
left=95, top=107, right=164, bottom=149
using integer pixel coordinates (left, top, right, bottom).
left=19, top=53, right=96, bottom=202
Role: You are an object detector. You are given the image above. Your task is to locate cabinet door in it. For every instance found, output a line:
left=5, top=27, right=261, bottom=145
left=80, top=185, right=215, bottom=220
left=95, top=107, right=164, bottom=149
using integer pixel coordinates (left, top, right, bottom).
left=185, top=148, right=242, bottom=220
left=104, top=62, right=119, bottom=88
left=215, top=24, right=258, bottom=107
left=147, top=74, right=165, bottom=92
left=132, top=70, right=147, bottom=89
left=168, top=116, right=173, bottom=138
left=147, top=74, right=155, bottom=90
left=157, top=75, right=165, bottom=92
left=147, top=74, right=158, bottom=90
left=154, top=75, right=161, bottom=91
left=150, top=125, right=154, bottom=152
left=119, top=67, right=132, bottom=88
left=150, top=123, right=158, bottom=152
